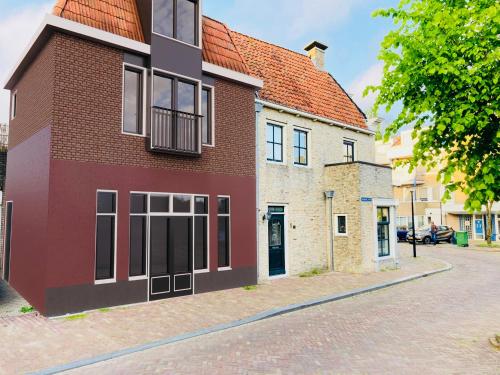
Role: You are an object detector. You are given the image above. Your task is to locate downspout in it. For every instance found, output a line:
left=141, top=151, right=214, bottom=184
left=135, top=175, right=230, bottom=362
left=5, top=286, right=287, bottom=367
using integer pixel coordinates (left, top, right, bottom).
left=325, top=191, right=335, bottom=270
left=255, top=101, right=264, bottom=282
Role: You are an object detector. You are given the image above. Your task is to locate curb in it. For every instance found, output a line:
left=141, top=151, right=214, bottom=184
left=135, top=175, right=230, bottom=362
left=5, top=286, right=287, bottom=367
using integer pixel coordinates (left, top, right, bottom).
left=32, top=261, right=453, bottom=375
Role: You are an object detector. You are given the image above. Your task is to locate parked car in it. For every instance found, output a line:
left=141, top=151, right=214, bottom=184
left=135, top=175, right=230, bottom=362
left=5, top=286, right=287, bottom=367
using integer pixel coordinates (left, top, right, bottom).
left=407, top=226, right=454, bottom=244
left=397, top=226, right=409, bottom=242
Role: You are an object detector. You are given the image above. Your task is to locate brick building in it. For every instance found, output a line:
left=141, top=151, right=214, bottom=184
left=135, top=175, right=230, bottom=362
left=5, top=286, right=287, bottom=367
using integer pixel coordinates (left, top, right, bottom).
left=2, top=0, right=262, bottom=316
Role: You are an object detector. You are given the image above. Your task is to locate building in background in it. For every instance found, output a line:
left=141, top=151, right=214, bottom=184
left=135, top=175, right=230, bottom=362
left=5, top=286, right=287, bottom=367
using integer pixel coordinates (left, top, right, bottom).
left=0, top=123, right=7, bottom=275
left=376, top=129, right=499, bottom=241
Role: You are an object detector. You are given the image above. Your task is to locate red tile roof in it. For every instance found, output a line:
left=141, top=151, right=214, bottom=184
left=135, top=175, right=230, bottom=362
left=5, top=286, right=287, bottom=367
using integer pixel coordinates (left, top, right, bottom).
left=53, top=0, right=145, bottom=43
left=202, top=17, right=250, bottom=75
left=231, top=32, right=367, bottom=128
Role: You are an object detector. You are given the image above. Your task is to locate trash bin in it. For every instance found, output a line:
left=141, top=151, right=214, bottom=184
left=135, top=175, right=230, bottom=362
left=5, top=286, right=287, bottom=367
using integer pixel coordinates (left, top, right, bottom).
left=455, top=231, right=469, bottom=247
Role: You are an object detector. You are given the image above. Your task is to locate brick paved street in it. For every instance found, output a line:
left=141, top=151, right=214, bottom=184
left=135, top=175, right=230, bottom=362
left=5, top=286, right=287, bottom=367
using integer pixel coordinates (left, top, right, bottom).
left=68, top=244, right=500, bottom=375
left=0, top=248, right=445, bottom=374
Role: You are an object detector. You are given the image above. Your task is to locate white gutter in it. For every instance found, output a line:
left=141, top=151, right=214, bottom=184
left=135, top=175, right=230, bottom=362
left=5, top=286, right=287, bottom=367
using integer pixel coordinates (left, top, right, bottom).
left=4, top=14, right=264, bottom=90
left=202, top=62, right=264, bottom=89
left=4, top=14, right=151, bottom=89
left=256, top=99, right=375, bottom=136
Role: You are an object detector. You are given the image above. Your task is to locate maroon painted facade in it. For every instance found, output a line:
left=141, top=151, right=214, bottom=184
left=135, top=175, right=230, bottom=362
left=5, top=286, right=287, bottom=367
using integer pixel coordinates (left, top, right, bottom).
left=4, top=24, right=258, bottom=315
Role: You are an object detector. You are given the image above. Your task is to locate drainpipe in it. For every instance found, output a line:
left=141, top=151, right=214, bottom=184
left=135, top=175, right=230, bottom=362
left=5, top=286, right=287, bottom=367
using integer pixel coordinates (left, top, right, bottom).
left=255, top=102, right=264, bottom=281
left=325, top=191, right=335, bottom=271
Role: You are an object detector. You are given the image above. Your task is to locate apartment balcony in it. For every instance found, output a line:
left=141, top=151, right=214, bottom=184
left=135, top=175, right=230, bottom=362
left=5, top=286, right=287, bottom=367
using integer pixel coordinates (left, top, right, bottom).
left=150, top=107, right=202, bottom=156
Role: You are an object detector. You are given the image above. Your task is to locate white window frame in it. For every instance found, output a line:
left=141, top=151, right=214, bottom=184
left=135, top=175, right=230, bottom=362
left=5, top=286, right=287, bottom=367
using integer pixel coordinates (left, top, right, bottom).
left=10, top=91, right=17, bottom=120
left=122, top=63, right=148, bottom=137
left=151, top=0, right=203, bottom=49
left=201, top=84, right=215, bottom=147
left=129, top=192, right=149, bottom=281
left=292, top=126, right=311, bottom=168
left=217, top=195, right=231, bottom=271
left=266, top=121, right=286, bottom=165
left=194, top=194, right=210, bottom=273
left=334, top=214, right=348, bottom=237
left=95, top=190, right=118, bottom=285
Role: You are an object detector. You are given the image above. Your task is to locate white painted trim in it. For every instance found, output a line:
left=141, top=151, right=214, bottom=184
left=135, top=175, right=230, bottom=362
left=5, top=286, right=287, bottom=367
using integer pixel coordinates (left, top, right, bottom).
left=266, top=121, right=286, bottom=165
left=334, top=214, right=348, bottom=237
left=122, top=63, right=148, bottom=137
left=342, top=138, right=357, bottom=162
left=194, top=194, right=210, bottom=273
left=256, top=99, right=374, bottom=135
left=372, top=200, right=398, bottom=265
left=292, top=126, right=311, bottom=168
left=94, top=190, right=118, bottom=285
left=10, top=91, right=17, bottom=121
left=202, top=62, right=264, bottom=88
left=2, top=201, right=13, bottom=281
left=217, top=195, right=231, bottom=270
left=128, top=192, right=150, bottom=281
left=201, top=84, right=215, bottom=147
left=266, top=204, right=289, bottom=279
left=174, top=273, right=192, bottom=292
left=4, top=14, right=150, bottom=89
left=150, top=275, right=171, bottom=295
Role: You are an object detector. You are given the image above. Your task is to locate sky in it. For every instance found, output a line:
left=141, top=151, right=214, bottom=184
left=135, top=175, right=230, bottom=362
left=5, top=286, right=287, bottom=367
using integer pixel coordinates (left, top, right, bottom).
left=0, top=0, right=399, bottom=125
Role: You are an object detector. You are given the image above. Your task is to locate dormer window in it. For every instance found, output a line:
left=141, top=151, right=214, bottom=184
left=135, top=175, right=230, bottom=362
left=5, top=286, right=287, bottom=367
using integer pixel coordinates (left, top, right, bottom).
left=153, top=0, right=198, bottom=46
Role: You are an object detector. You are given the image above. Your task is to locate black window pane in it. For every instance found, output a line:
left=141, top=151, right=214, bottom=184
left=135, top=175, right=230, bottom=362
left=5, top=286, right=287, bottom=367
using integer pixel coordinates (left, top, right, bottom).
left=338, top=216, right=347, bottom=234
left=202, top=89, right=211, bottom=144
left=130, top=194, right=147, bottom=214
left=150, top=217, right=168, bottom=276
left=173, top=195, right=191, bottom=213
left=177, top=0, right=196, bottom=45
left=171, top=217, right=192, bottom=273
left=195, top=196, right=208, bottom=214
left=123, top=69, right=142, bottom=134
left=218, top=197, right=229, bottom=214
left=218, top=216, right=230, bottom=268
left=153, top=75, right=173, bottom=109
left=150, top=195, right=170, bottom=213
left=153, top=0, right=174, bottom=38
left=195, top=216, right=208, bottom=270
left=96, top=216, right=115, bottom=280
left=97, top=192, right=116, bottom=214
left=130, top=216, right=147, bottom=277
left=178, top=81, right=196, bottom=113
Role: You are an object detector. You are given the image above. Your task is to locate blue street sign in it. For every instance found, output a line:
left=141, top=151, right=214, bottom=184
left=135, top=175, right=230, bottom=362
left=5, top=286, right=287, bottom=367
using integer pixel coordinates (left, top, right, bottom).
left=360, top=197, right=373, bottom=202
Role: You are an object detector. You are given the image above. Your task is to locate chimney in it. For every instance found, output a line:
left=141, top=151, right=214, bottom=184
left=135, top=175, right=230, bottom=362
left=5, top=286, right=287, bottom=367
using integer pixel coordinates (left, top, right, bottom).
left=304, top=41, right=328, bottom=71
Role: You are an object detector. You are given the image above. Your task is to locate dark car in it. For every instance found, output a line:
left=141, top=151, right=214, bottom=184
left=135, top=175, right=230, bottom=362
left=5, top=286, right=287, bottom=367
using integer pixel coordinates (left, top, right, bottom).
left=407, top=225, right=454, bottom=245
left=397, top=226, right=409, bottom=242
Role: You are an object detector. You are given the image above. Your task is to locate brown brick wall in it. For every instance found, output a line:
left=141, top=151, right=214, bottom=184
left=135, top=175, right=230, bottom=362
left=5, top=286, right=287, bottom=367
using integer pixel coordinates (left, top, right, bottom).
left=51, top=33, right=256, bottom=177
left=8, top=37, right=55, bottom=149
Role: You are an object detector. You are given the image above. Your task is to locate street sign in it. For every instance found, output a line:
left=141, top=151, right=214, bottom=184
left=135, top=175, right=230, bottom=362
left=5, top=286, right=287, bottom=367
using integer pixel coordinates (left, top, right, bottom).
left=360, top=197, right=373, bottom=202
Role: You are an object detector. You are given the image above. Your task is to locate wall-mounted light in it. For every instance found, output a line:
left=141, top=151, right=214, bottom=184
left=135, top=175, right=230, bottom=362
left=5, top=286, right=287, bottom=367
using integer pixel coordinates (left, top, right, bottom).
left=325, top=191, right=335, bottom=199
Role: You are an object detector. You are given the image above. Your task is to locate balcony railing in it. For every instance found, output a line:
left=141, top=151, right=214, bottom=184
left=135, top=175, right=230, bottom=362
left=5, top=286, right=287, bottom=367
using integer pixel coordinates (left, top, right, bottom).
left=151, top=107, right=202, bottom=155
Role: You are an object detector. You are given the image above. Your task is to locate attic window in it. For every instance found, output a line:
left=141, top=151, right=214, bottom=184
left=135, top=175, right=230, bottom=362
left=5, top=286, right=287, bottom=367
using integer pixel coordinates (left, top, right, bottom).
left=153, top=0, right=198, bottom=46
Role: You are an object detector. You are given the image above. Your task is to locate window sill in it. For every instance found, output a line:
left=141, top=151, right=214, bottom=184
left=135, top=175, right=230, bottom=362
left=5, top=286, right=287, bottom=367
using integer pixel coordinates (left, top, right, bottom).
left=194, top=269, right=210, bottom=274
left=266, top=160, right=287, bottom=166
left=95, top=279, right=116, bottom=285
left=128, top=276, right=148, bottom=281
left=218, top=267, right=232, bottom=272
left=377, top=255, right=392, bottom=260
left=335, top=233, right=348, bottom=237
left=122, top=131, right=146, bottom=138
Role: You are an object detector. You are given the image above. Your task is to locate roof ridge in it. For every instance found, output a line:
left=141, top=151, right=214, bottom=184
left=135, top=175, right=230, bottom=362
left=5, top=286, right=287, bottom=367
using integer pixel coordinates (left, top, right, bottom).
left=230, top=29, right=310, bottom=61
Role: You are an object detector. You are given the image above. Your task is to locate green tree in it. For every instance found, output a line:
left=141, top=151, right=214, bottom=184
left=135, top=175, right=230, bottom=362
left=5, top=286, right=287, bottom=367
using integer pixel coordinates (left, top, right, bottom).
left=367, top=0, right=500, bottom=244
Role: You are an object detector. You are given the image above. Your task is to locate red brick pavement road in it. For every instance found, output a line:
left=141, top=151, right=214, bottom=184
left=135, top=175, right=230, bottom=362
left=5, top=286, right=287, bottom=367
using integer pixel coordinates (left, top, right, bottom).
left=68, top=244, right=500, bottom=375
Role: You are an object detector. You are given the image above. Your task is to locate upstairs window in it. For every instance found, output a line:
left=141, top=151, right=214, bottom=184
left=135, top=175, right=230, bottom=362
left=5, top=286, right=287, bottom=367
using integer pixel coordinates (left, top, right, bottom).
left=11, top=91, right=17, bottom=120
left=202, top=86, right=214, bottom=146
left=343, top=140, right=355, bottom=163
left=293, top=129, right=308, bottom=166
left=123, top=65, right=145, bottom=135
left=266, top=124, right=283, bottom=163
left=153, top=0, right=198, bottom=46
left=153, top=73, right=197, bottom=114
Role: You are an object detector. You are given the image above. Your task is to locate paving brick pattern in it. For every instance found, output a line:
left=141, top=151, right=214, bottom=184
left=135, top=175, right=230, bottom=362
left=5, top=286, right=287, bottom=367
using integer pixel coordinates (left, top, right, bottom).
left=0, top=250, right=444, bottom=374
left=69, top=245, right=500, bottom=375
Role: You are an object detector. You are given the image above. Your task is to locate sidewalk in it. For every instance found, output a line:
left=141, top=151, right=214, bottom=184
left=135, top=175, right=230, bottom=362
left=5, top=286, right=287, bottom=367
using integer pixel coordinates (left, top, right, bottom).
left=0, top=251, right=447, bottom=374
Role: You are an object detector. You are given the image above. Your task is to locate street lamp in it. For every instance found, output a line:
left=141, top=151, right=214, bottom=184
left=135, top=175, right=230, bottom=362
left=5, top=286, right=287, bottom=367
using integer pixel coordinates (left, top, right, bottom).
left=410, top=190, right=417, bottom=258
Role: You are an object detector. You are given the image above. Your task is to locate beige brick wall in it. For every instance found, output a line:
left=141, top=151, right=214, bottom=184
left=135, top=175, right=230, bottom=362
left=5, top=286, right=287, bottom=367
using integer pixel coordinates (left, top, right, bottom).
left=257, top=107, right=376, bottom=281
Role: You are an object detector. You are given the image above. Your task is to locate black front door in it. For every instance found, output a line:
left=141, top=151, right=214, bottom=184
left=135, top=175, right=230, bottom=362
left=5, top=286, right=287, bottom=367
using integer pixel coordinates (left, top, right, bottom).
left=149, top=216, right=193, bottom=301
left=268, top=208, right=285, bottom=276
